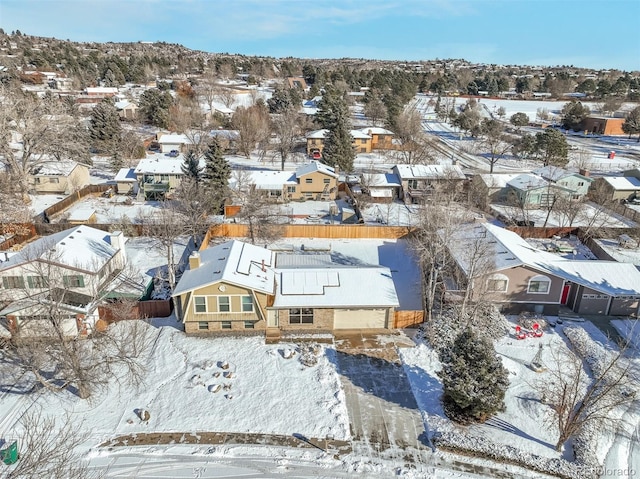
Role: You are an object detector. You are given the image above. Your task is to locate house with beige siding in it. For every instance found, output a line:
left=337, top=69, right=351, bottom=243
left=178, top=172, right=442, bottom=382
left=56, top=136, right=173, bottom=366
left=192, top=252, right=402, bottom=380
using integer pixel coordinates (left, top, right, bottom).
left=305, top=129, right=372, bottom=156
left=393, top=164, right=466, bottom=204
left=446, top=221, right=640, bottom=316
left=172, top=240, right=399, bottom=336
left=30, top=160, right=90, bottom=194
left=239, top=161, right=339, bottom=202
left=134, top=156, right=204, bottom=200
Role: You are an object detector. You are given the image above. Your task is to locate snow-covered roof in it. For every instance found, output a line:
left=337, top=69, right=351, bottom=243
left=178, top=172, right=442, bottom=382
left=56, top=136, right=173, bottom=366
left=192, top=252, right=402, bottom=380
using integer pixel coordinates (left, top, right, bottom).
left=507, top=174, right=549, bottom=191
left=114, top=168, right=137, bottom=182
left=449, top=222, right=640, bottom=297
left=478, top=173, right=519, bottom=189
left=31, top=159, right=83, bottom=177
left=135, top=157, right=200, bottom=175
left=209, top=129, right=239, bottom=140
left=247, top=170, right=296, bottom=190
left=364, top=173, right=401, bottom=187
left=359, top=127, right=394, bottom=135
left=67, top=206, right=96, bottom=222
left=114, top=100, right=137, bottom=110
left=173, top=240, right=275, bottom=297
left=0, top=225, right=120, bottom=274
left=306, top=129, right=328, bottom=139
left=296, top=160, right=338, bottom=179
left=532, top=166, right=592, bottom=183
left=394, top=164, right=465, bottom=180
left=86, top=87, right=118, bottom=94
left=602, top=176, right=640, bottom=191
left=158, top=133, right=190, bottom=145
left=273, top=267, right=399, bottom=308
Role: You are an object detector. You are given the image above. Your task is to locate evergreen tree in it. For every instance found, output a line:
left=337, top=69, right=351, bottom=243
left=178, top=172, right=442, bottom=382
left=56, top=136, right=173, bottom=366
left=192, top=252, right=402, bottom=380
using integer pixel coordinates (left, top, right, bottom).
left=561, top=100, right=590, bottom=131
left=181, top=149, right=203, bottom=183
left=322, top=112, right=355, bottom=173
left=266, top=85, right=292, bottom=114
left=139, top=88, right=173, bottom=128
left=622, top=106, right=640, bottom=142
left=110, top=150, right=124, bottom=172
left=88, top=99, right=121, bottom=154
left=438, top=329, right=509, bottom=423
left=202, top=138, right=230, bottom=212
left=534, top=128, right=569, bottom=166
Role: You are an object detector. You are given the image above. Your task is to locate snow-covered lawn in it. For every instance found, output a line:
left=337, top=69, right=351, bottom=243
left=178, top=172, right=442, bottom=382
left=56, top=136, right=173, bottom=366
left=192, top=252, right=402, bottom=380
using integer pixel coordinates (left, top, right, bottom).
left=2, top=324, right=350, bottom=456
left=400, top=317, right=638, bottom=477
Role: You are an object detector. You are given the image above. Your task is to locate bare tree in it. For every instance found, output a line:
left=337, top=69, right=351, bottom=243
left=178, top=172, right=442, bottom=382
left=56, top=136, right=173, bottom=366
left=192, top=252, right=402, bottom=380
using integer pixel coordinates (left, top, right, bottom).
left=0, top=244, right=152, bottom=399
left=537, top=327, right=638, bottom=452
left=214, top=85, right=236, bottom=109
left=271, top=105, right=301, bottom=170
left=479, top=118, right=512, bottom=173
left=4, top=408, right=95, bottom=479
left=391, top=106, right=436, bottom=164
left=0, top=171, right=32, bottom=237
left=232, top=104, right=271, bottom=158
left=231, top=169, right=285, bottom=245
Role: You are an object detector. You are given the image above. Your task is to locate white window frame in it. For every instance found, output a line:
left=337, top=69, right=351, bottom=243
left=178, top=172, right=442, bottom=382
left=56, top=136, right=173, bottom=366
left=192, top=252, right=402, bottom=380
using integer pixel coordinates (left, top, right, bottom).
left=194, top=296, right=207, bottom=313
left=241, top=295, right=254, bottom=312
left=527, top=275, right=551, bottom=294
left=217, top=296, right=230, bottom=312
left=487, top=274, right=509, bottom=292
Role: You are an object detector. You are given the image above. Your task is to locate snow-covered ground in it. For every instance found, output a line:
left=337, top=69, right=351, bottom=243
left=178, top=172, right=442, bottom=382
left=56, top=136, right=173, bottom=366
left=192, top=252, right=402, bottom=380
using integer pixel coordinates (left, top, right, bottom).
left=592, top=237, right=640, bottom=266
left=490, top=202, right=638, bottom=229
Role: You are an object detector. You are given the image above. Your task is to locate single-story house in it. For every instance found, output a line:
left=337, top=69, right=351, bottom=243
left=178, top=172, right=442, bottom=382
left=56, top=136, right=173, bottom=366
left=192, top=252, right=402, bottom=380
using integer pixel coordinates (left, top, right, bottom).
left=592, top=176, right=640, bottom=203
left=361, top=172, right=401, bottom=202
left=506, top=173, right=574, bottom=208
left=114, top=167, right=139, bottom=195
left=114, top=99, right=138, bottom=120
left=172, top=240, right=399, bottom=335
left=157, top=133, right=191, bottom=153
left=30, top=160, right=90, bottom=194
left=446, top=221, right=640, bottom=316
left=471, top=173, right=519, bottom=209
left=392, top=164, right=466, bottom=204
left=532, top=166, right=593, bottom=199
left=580, top=116, right=625, bottom=136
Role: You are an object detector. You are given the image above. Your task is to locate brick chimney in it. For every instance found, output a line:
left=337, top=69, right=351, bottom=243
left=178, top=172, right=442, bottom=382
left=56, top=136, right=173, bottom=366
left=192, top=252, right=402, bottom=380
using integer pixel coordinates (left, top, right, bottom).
left=189, top=251, right=201, bottom=269
left=579, top=168, right=590, bottom=177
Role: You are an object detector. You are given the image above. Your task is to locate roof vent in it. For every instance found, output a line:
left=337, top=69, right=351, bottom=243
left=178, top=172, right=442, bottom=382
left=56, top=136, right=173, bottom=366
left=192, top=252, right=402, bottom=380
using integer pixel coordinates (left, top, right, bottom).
left=69, top=236, right=74, bottom=239
left=76, top=229, right=82, bottom=233
left=60, top=242, right=66, bottom=245
left=219, top=257, right=226, bottom=260
left=214, top=270, right=221, bottom=274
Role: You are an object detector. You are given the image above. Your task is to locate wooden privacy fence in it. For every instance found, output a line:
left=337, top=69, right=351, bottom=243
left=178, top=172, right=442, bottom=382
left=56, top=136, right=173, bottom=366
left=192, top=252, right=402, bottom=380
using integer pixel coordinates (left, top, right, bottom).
left=0, top=224, right=37, bottom=251
left=203, top=223, right=414, bottom=244
left=393, top=310, right=424, bottom=328
left=43, top=184, right=113, bottom=219
left=98, top=300, right=172, bottom=321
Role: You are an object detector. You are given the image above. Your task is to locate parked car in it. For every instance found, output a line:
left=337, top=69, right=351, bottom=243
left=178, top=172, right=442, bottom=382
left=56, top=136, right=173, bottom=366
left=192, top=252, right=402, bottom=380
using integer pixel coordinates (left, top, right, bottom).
left=311, top=149, right=321, bottom=160
left=167, top=150, right=179, bottom=157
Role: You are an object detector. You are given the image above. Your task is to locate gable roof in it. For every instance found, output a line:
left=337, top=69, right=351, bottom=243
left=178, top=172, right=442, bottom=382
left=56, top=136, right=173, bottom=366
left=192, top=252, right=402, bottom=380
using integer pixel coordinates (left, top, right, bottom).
left=157, top=133, right=190, bottom=145
left=477, top=173, right=519, bottom=189
left=449, top=222, right=640, bottom=297
left=172, top=240, right=275, bottom=296
left=31, top=159, right=83, bottom=177
left=394, top=164, right=465, bottom=180
left=359, top=127, right=394, bottom=136
left=0, top=225, right=119, bottom=274
left=114, top=167, right=137, bottom=182
left=247, top=170, right=297, bottom=190
left=602, top=176, right=640, bottom=191
left=295, top=160, right=338, bottom=179
left=532, top=166, right=592, bottom=183
left=134, top=157, right=204, bottom=175
left=507, top=173, right=549, bottom=191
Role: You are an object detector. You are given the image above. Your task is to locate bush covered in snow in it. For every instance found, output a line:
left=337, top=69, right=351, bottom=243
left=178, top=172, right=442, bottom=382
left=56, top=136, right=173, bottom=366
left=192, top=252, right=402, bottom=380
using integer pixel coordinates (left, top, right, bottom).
left=426, top=304, right=509, bottom=351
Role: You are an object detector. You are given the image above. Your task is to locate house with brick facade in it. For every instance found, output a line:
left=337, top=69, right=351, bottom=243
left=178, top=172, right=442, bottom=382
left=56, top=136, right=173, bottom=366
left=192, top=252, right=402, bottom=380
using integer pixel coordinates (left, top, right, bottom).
left=172, top=240, right=399, bottom=336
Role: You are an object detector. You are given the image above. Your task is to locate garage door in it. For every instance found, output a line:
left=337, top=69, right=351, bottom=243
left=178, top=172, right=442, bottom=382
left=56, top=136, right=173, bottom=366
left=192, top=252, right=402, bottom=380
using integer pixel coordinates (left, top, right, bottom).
left=334, top=309, right=387, bottom=329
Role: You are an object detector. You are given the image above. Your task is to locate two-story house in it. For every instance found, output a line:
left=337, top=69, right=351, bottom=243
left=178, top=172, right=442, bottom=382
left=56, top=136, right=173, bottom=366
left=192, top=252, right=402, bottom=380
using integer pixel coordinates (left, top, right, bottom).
left=360, top=127, right=395, bottom=150
left=240, top=161, right=339, bottom=202
left=172, top=240, right=399, bottom=336
left=0, top=226, right=127, bottom=336
left=30, top=160, right=90, bottom=195
left=446, top=221, right=640, bottom=316
left=393, top=164, right=466, bottom=204
left=134, top=156, right=204, bottom=200
left=305, top=129, right=372, bottom=157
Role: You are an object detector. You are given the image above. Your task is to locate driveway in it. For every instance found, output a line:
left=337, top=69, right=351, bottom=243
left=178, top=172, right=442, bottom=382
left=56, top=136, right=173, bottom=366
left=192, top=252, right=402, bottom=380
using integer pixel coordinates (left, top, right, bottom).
left=333, top=331, right=430, bottom=462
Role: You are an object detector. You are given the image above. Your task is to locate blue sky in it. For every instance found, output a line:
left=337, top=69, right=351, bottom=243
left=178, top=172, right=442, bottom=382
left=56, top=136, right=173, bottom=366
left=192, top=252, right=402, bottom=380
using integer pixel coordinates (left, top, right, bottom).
left=1, top=0, right=639, bottom=71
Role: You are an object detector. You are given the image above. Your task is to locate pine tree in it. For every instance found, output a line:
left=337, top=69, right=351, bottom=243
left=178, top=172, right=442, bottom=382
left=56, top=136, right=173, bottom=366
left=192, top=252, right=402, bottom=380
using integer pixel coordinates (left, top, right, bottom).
left=181, top=150, right=203, bottom=183
left=438, top=329, right=509, bottom=423
left=89, top=99, right=121, bottom=154
left=317, top=87, right=355, bottom=172
left=202, top=138, right=230, bottom=212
